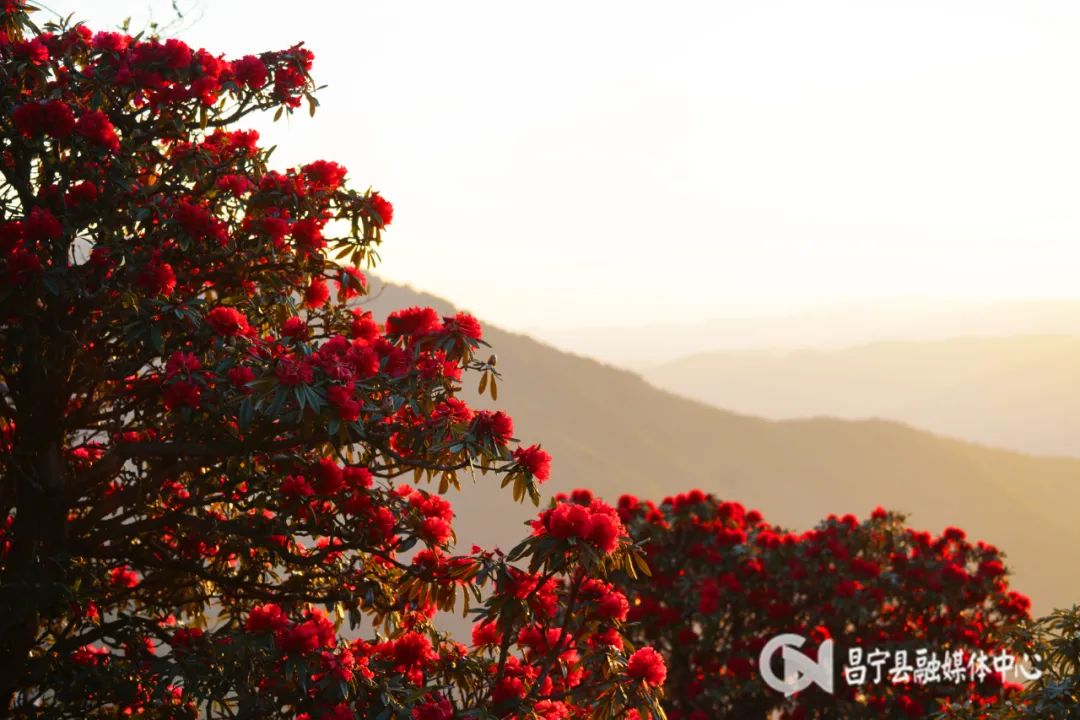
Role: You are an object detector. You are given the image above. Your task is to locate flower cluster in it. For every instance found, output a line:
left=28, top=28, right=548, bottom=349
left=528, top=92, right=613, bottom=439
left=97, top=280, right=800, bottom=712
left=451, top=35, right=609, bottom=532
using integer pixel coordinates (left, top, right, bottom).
left=533, top=490, right=628, bottom=555
left=612, top=491, right=1031, bottom=718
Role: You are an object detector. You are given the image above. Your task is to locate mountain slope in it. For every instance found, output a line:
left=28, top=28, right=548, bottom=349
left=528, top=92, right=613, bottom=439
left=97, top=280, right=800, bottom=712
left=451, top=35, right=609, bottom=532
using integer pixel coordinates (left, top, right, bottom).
left=646, top=335, right=1080, bottom=457
left=360, top=280, right=1080, bottom=614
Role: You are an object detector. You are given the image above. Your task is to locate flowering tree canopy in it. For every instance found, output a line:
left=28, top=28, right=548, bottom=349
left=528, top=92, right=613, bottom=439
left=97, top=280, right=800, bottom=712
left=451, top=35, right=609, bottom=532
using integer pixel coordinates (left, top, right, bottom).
left=612, top=491, right=1032, bottom=719
left=0, top=6, right=665, bottom=718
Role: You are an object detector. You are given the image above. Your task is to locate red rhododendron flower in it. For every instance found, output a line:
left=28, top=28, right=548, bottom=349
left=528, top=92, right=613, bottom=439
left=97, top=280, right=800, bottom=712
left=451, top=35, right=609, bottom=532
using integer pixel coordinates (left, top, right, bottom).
left=163, top=381, right=201, bottom=410
left=304, top=159, right=348, bottom=190
left=386, top=306, right=442, bottom=337
left=41, top=100, right=75, bottom=139
left=233, top=54, right=269, bottom=88
left=74, top=110, right=120, bottom=152
left=349, top=309, right=380, bottom=341
left=390, top=631, right=436, bottom=669
left=421, top=516, right=453, bottom=545
left=595, top=589, right=630, bottom=621
left=412, top=697, right=452, bottom=720
left=138, top=259, right=177, bottom=297
left=5, top=248, right=41, bottom=285
left=587, top=511, right=622, bottom=553
left=549, top=503, right=593, bottom=540
left=281, top=475, right=315, bottom=498
left=275, top=611, right=335, bottom=653
left=304, top=277, right=330, bottom=307
left=164, top=351, right=200, bottom=376
left=281, top=316, right=308, bottom=339
left=626, top=647, right=667, bottom=686
left=444, top=312, right=482, bottom=340
left=176, top=201, right=227, bottom=244
left=532, top=700, right=570, bottom=720
left=369, top=192, right=393, bottom=226
left=170, top=627, right=203, bottom=650
left=109, top=566, right=139, bottom=589
left=65, top=181, right=98, bottom=206
left=217, top=174, right=255, bottom=196
left=275, top=357, right=314, bottom=385
left=472, top=623, right=501, bottom=647
left=513, top=444, right=551, bottom=482
left=71, top=645, right=110, bottom=667
left=13, top=37, right=48, bottom=64
left=327, top=384, right=361, bottom=421
left=291, top=217, right=325, bottom=252
left=321, top=703, right=355, bottom=720
left=336, top=266, right=367, bottom=301
left=226, top=365, right=255, bottom=389
left=312, top=458, right=345, bottom=495
left=11, top=102, right=41, bottom=137
left=205, top=306, right=248, bottom=336
left=92, top=30, right=129, bottom=53
left=24, top=207, right=61, bottom=242
left=471, top=410, right=514, bottom=445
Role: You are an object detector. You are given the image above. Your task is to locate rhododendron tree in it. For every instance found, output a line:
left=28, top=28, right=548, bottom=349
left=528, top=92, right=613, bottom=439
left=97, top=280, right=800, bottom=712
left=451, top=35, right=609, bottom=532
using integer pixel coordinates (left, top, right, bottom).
left=945, top=605, right=1080, bottom=719
left=612, top=491, right=1032, bottom=719
left=0, top=7, right=664, bottom=718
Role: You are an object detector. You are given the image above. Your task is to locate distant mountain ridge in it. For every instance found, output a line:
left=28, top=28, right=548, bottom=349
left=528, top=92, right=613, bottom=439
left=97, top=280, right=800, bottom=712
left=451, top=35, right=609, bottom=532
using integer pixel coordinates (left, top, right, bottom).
left=534, top=299, right=1080, bottom=368
left=646, top=334, right=1080, bottom=458
left=358, top=279, right=1080, bottom=614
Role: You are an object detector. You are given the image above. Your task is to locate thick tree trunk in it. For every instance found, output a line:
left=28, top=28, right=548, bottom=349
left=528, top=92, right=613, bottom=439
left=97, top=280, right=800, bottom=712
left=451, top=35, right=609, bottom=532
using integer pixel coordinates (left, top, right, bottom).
left=0, top=439, right=70, bottom=715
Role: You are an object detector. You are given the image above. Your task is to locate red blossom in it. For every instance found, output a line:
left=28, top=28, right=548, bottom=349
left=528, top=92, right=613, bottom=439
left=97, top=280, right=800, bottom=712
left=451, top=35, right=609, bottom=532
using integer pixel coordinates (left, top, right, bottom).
left=65, top=181, right=98, bottom=206
left=205, top=306, right=248, bottom=336
left=226, top=365, right=255, bottom=389
left=291, top=217, right=325, bottom=252
left=626, top=647, right=667, bottom=686
left=336, top=266, right=367, bottom=301
left=233, top=54, right=269, bottom=88
left=303, top=160, right=348, bottom=190
left=304, top=277, right=330, bottom=307
left=11, top=102, right=41, bottom=137
left=74, top=110, right=120, bottom=152
left=471, top=410, right=514, bottom=445
left=136, top=260, right=176, bottom=296
left=245, top=604, right=291, bottom=634
left=41, top=100, right=75, bottom=138
left=386, top=306, right=442, bottom=337
left=444, top=311, right=482, bottom=340
left=24, top=207, right=61, bottom=242
left=275, top=356, right=314, bottom=386
left=13, top=37, right=49, bottom=64
left=281, top=316, right=308, bottom=339
left=109, top=566, right=139, bottom=589
left=513, top=444, right=551, bottom=482
left=162, top=380, right=201, bottom=410
left=369, top=192, right=393, bottom=226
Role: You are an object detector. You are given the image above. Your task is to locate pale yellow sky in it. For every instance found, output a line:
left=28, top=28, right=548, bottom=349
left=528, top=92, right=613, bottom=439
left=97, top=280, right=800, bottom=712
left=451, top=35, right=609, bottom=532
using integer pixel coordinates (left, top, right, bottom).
left=79, top=0, right=1080, bottom=335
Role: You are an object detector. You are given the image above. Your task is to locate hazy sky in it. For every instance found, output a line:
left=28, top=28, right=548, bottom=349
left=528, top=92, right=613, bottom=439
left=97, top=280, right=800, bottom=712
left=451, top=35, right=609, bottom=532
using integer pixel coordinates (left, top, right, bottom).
left=75, top=1, right=1080, bottom=334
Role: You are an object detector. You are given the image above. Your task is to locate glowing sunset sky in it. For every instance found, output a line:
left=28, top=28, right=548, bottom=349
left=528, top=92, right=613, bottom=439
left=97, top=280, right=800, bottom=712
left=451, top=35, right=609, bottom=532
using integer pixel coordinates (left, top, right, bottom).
left=81, top=0, right=1080, bottom=334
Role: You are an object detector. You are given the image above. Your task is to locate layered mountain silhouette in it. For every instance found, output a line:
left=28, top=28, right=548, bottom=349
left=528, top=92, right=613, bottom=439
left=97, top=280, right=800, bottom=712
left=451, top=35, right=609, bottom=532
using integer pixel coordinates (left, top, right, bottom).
left=535, top=299, right=1080, bottom=369
left=360, top=279, right=1080, bottom=614
left=646, top=335, right=1080, bottom=458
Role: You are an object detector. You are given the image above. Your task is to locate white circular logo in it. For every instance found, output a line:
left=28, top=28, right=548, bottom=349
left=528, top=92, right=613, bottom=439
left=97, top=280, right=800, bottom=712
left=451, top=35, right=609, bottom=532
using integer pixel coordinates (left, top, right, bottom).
left=759, top=633, right=835, bottom=696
